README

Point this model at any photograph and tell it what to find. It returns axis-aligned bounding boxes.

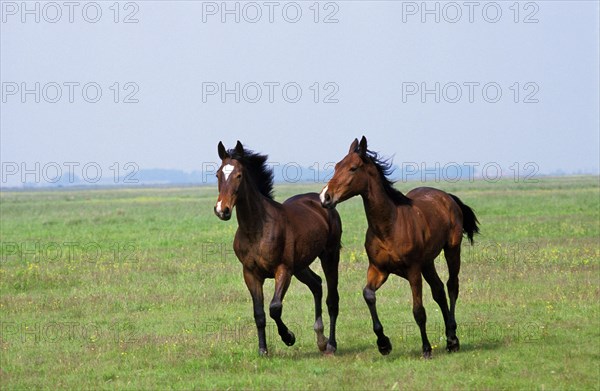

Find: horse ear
[234,140,244,156]
[349,138,359,154]
[357,136,368,156]
[218,141,228,160]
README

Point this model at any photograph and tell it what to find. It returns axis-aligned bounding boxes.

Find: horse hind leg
[319,247,340,355]
[443,245,461,352]
[294,267,328,352]
[422,262,457,353]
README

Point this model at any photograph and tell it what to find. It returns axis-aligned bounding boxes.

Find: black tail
[449,194,480,245]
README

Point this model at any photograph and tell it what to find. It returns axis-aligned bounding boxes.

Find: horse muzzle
[319,186,338,209]
[214,205,232,221]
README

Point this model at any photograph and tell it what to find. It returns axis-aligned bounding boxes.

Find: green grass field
[1,176,599,390]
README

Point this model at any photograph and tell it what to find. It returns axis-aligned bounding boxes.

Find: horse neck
[360,173,398,238]
[235,177,272,234]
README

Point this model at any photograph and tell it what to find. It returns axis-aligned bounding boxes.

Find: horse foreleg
[363,263,391,355]
[243,268,267,355]
[270,265,295,347]
[408,266,432,359]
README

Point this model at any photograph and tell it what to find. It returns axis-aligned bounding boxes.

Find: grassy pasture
[0,176,599,390]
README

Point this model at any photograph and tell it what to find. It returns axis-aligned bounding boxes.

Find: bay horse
[320,136,479,358]
[214,141,342,356]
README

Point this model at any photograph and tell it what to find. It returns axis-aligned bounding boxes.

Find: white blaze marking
[319,185,329,203]
[223,164,234,181]
[216,200,222,213]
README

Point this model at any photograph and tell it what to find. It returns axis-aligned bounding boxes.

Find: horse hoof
[377,336,392,355]
[317,335,328,352]
[283,331,296,346]
[324,344,336,356]
[446,337,460,352]
[422,350,432,359]
[259,348,268,357]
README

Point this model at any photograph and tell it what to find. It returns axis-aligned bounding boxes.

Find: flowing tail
[449,194,480,245]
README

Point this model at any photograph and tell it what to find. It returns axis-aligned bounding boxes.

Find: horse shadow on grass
[275,338,505,360]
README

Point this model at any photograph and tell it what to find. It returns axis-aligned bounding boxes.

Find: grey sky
[1,1,599,186]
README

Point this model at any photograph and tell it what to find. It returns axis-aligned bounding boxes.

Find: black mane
[364,150,412,205]
[228,148,274,199]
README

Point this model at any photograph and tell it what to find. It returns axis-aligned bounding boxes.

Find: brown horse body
[215,141,341,356]
[321,136,479,358]
[362,186,464,276]
[234,193,339,277]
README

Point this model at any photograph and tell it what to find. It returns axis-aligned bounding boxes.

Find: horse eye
[350,166,358,172]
